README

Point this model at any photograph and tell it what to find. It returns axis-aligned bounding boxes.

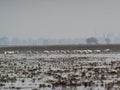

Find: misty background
[0,0,120,45]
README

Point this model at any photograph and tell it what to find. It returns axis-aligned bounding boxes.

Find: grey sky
[0,0,120,39]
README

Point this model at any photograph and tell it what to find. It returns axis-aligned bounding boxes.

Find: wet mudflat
[0,49,120,90]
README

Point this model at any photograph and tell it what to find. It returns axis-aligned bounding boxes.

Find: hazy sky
[0,0,120,39]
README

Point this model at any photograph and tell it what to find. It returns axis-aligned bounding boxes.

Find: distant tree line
[0,37,9,45]
[0,37,112,45]
[86,37,111,44]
